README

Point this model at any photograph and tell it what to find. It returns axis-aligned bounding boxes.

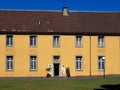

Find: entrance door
[54,64,59,76]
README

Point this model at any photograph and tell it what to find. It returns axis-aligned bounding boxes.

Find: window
[6,56,14,70]
[30,35,37,47]
[30,56,37,70]
[75,35,83,47]
[98,56,105,70]
[98,36,105,47]
[53,35,60,47]
[6,35,13,46]
[76,56,83,70]
[53,56,60,61]
[36,21,41,25]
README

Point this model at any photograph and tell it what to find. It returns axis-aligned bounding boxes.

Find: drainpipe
[103,57,106,78]
[90,33,92,76]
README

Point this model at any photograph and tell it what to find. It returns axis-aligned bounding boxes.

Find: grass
[0,77,120,90]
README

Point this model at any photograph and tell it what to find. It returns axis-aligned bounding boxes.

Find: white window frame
[75,56,83,70]
[6,56,14,71]
[53,35,60,47]
[98,36,105,48]
[30,56,37,71]
[6,35,14,47]
[98,56,105,71]
[75,35,83,47]
[30,35,37,47]
[53,56,60,61]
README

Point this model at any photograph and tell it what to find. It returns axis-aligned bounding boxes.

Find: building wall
[0,34,120,77]
[91,36,120,76]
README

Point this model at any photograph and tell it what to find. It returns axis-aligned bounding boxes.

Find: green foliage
[46,67,51,71]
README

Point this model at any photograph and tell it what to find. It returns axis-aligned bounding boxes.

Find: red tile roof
[0,10,120,34]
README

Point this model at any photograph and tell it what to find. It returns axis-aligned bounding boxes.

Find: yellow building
[0,7,120,77]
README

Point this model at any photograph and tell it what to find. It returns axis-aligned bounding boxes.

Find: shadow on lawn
[94,84,120,90]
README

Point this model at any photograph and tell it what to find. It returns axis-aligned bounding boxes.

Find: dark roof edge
[0,9,120,13]
[0,31,120,36]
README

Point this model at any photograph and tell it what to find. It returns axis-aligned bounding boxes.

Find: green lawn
[0,77,120,90]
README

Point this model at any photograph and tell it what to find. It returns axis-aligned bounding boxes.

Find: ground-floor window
[6,56,14,70]
[76,56,83,70]
[98,56,105,70]
[30,56,37,70]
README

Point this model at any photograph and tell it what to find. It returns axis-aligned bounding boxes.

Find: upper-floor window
[98,36,105,48]
[6,35,13,46]
[6,56,14,71]
[53,35,60,47]
[30,35,37,47]
[75,35,83,47]
[76,56,83,70]
[98,56,105,70]
[30,56,37,70]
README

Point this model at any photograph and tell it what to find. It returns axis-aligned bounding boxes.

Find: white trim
[53,55,60,62]
[30,56,37,71]
[98,36,105,48]
[53,35,60,47]
[30,35,38,47]
[6,56,14,71]
[75,35,83,47]
[75,56,83,71]
[6,35,14,47]
[98,56,105,71]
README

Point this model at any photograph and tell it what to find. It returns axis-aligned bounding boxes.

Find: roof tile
[0,10,120,34]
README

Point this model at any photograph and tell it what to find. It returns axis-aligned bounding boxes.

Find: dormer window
[36,21,41,25]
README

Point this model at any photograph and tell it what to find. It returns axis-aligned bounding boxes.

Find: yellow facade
[0,34,120,77]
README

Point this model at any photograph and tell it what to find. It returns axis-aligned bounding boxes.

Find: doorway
[54,63,60,76]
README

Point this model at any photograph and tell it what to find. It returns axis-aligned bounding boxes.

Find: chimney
[62,7,69,16]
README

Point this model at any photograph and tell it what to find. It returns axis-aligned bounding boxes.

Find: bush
[46,67,51,71]
[46,73,51,78]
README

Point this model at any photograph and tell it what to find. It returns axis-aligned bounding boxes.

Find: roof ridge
[0,9,61,12]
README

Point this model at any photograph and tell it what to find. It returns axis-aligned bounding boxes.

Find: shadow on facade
[94,84,120,90]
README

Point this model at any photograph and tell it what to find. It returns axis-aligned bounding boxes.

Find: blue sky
[0,0,120,11]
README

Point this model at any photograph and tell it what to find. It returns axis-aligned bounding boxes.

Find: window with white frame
[98,36,105,47]
[6,35,13,46]
[75,35,83,47]
[53,56,60,61]
[98,56,105,70]
[30,56,37,70]
[53,35,60,47]
[30,35,37,47]
[6,56,14,70]
[76,56,83,70]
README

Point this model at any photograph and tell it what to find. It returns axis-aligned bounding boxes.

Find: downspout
[90,33,92,76]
